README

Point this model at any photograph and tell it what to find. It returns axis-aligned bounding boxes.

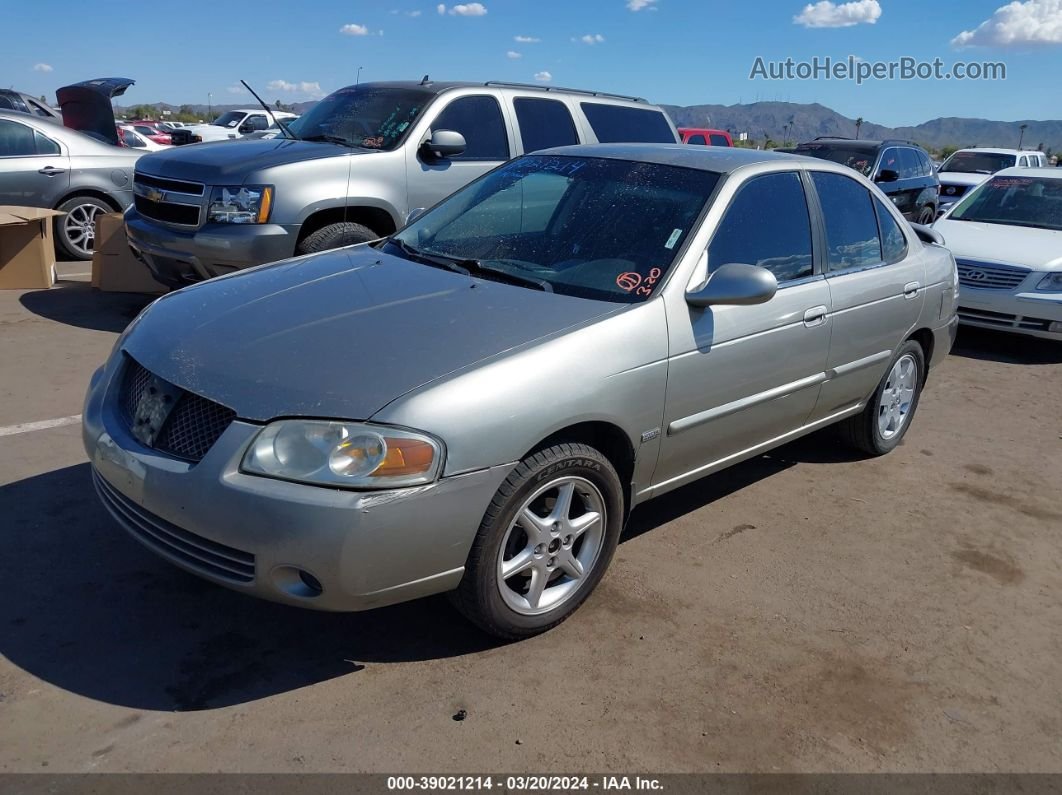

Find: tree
[939,144,960,160]
[39,95,47,104]
[855,117,864,140]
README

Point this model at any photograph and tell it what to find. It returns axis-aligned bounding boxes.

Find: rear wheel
[916,205,936,225]
[840,340,925,456]
[295,221,379,255]
[451,443,624,639]
[55,196,115,260]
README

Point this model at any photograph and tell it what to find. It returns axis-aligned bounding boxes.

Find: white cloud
[339,23,370,35]
[507,50,523,59]
[577,33,606,44]
[627,0,658,10]
[793,0,881,28]
[32,63,53,72]
[267,80,324,98]
[514,35,540,43]
[534,71,552,82]
[407,9,422,16]
[438,2,487,15]
[226,83,245,95]
[952,0,1062,47]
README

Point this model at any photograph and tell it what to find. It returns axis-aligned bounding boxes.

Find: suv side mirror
[422,129,466,159]
[685,263,778,308]
[876,169,900,183]
[239,123,253,134]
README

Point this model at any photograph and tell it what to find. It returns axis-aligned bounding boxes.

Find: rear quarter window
[709,134,731,147]
[580,103,675,144]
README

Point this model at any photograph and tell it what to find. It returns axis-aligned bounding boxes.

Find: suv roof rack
[813,136,854,141]
[483,81,646,103]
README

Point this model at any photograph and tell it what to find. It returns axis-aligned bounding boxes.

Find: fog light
[271,565,324,598]
[1049,321,1062,333]
[298,570,323,595]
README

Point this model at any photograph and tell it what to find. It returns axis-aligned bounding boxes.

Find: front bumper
[958,287,1062,340]
[125,209,300,288]
[82,357,512,612]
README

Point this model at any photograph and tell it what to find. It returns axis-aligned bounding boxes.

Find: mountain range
[118,100,1061,154]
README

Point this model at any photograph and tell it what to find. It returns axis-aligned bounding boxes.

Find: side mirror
[685,263,778,308]
[876,169,900,183]
[422,129,466,159]
[238,124,253,134]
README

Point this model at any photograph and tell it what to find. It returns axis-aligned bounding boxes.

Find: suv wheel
[840,340,925,456]
[55,196,114,260]
[295,221,379,255]
[450,443,624,639]
[916,206,936,225]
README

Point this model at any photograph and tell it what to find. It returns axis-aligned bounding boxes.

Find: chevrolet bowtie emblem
[146,188,165,203]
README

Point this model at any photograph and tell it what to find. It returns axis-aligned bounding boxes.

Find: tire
[840,340,925,456]
[916,205,936,225]
[295,221,378,255]
[451,443,624,639]
[55,195,115,261]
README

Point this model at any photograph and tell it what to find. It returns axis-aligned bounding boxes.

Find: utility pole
[207,92,213,121]
[1018,123,1028,150]
[356,66,363,86]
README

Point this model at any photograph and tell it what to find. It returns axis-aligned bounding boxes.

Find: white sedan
[934,167,1062,340]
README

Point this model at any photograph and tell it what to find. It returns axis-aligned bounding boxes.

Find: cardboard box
[91,213,167,295]
[0,206,63,290]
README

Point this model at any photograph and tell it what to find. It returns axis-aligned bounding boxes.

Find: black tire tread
[295,221,378,255]
[840,339,925,456]
[451,442,621,640]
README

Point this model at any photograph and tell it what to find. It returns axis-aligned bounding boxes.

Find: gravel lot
[1,267,1060,773]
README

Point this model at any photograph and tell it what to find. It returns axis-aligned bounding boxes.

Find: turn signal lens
[373,438,437,477]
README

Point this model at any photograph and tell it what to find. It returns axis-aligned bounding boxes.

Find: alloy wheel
[63,203,105,257]
[877,353,918,440]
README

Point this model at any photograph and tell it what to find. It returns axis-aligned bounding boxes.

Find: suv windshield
[388,155,719,303]
[292,85,433,150]
[940,152,1016,175]
[792,144,876,176]
[211,111,245,128]
[950,175,1062,231]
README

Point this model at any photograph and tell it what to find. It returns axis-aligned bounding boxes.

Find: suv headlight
[242,420,443,489]
[207,185,273,224]
[1036,273,1062,292]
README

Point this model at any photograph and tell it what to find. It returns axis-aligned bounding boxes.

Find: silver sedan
[84,145,958,638]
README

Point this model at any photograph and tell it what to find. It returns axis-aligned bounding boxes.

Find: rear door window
[580,103,675,143]
[810,171,883,272]
[0,120,38,156]
[709,134,731,146]
[685,134,707,145]
[898,148,922,179]
[432,95,510,161]
[513,98,578,153]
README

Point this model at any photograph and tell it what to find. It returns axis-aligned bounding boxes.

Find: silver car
[0,110,141,259]
[83,145,958,638]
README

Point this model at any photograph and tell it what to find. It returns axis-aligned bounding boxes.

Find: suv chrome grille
[956,260,1030,291]
[118,357,236,462]
[133,172,205,197]
[133,172,204,227]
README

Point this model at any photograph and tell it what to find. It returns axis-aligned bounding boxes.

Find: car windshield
[949,175,1062,231]
[386,155,719,303]
[940,152,1016,174]
[291,85,432,149]
[211,111,245,128]
[791,144,875,176]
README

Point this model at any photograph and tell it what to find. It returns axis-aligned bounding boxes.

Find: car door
[653,170,832,492]
[807,170,926,420]
[405,94,513,215]
[0,119,69,207]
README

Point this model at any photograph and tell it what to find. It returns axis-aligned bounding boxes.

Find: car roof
[951,148,1045,156]
[993,166,1062,178]
[336,80,650,104]
[534,143,816,173]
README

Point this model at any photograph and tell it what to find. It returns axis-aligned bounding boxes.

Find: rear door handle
[903,281,921,299]
[38,166,66,176]
[803,305,827,327]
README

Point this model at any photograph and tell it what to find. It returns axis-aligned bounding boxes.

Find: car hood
[937,172,991,188]
[57,77,134,147]
[933,219,1062,270]
[134,138,351,182]
[123,247,621,422]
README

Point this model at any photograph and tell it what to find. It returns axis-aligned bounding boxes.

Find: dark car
[0,89,61,120]
[788,138,939,224]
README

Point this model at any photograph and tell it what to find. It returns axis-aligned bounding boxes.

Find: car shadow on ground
[18,282,153,334]
[2,431,857,712]
[951,325,1062,365]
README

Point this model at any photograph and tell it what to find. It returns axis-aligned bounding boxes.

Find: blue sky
[3,0,1061,127]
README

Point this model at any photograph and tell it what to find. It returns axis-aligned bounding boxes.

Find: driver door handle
[38,166,66,177]
[803,305,828,327]
[904,281,921,299]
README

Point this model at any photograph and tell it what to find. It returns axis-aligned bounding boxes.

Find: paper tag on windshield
[665,229,683,250]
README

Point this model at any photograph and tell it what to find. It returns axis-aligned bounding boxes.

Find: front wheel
[840,340,925,456]
[295,221,379,255]
[451,443,624,639]
[55,196,114,260]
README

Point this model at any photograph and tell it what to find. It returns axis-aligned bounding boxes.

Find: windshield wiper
[388,240,552,291]
[301,134,356,147]
[390,238,471,275]
[466,260,554,292]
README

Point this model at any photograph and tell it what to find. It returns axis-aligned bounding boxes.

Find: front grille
[134,172,204,197]
[170,129,194,145]
[119,357,236,462]
[958,307,1052,332]
[134,195,200,226]
[956,260,1030,291]
[93,468,255,583]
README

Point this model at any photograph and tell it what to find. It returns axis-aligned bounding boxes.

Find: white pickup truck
[170,109,298,145]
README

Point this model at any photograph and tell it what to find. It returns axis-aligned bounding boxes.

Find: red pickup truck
[678,127,733,147]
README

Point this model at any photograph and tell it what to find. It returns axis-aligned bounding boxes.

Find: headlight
[242,420,443,489]
[1036,273,1062,292]
[206,185,273,224]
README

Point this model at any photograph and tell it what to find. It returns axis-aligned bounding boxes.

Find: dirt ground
[1,267,1060,773]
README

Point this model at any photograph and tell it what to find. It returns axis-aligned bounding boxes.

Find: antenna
[355,66,363,86]
[240,79,296,140]
[420,74,432,86]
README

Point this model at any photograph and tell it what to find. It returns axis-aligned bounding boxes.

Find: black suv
[788,138,940,224]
